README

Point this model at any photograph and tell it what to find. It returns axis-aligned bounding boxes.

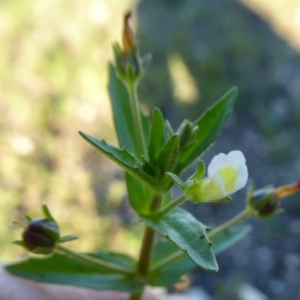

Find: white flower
[186,150,248,202]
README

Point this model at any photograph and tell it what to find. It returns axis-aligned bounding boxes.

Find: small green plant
[6,12,300,300]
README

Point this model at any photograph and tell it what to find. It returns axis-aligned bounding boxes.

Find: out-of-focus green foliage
[0,0,141,260]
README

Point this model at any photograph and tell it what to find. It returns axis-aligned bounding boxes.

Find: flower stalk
[55,244,134,276]
[157,194,187,215]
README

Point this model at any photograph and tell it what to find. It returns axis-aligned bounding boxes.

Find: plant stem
[157,194,186,215]
[136,226,155,277]
[130,195,162,300]
[207,207,251,240]
[55,244,133,276]
[128,81,148,160]
[150,207,252,273]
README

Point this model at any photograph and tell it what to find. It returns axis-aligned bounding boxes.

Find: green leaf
[58,235,78,243]
[125,173,153,214]
[79,132,161,192]
[161,190,172,207]
[13,240,26,247]
[141,111,151,146]
[165,120,174,139]
[25,215,33,222]
[6,251,143,293]
[149,225,251,287]
[176,87,237,173]
[165,172,184,189]
[42,205,55,222]
[155,135,179,180]
[148,108,165,164]
[141,53,152,72]
[212,225,252,255]
[149,225,252,287]
[149,240,196,287]
[108,64,140,156]
[140,208,218,272]
[189,161,206,181]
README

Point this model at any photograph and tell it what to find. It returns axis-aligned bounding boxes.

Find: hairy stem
[55,244,133,276]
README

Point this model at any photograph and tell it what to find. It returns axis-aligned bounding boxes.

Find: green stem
[128,82,148,159]
[136,226,155,278]
[55,244,133,276]
[150,207,252,273]
[157,194,186,215]
[130,195,162,300]
[208,207,251,240]
[130,291,143,300]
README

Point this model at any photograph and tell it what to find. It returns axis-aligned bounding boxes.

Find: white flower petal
[207,150,248,197]
[207,152,227,178]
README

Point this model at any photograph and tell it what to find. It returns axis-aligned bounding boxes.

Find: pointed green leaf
[165,120,174,139]
[108,64,140,156]
[149,225,252,287]
[141,53,152,72]
[156,135,179,178]
[25,215,33,222]
[140,208,218,272]
[141,110,151,146]
[13,240,26,247]
[58,235,78,243]
[165,173,184,189]
[148,108,165,163]
[5,251,143,293]
[79,132,161,192]
[125,173,153,214]
[189,161,206,181]
[42,205,55,222]
[176,87,237,173]
[212,225,252,255]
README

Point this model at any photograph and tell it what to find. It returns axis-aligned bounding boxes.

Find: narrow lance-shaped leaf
[155,135,179,178]
[148,108,165,164]
[108,64,140,156]
[176,87,237,173]
[79,132,161,192]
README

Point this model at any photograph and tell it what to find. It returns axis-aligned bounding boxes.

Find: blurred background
[0,0,300,299]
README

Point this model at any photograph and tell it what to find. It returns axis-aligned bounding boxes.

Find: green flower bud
[22,219,60,255]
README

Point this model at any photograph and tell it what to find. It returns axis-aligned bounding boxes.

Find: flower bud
[113,12,152,85]
[122,11,134,53]
[22,219,60,255]
[249,188,278,218]
[249,181,300,218]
